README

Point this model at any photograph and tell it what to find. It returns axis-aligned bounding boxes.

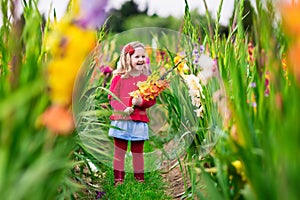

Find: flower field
[1,0,300,199]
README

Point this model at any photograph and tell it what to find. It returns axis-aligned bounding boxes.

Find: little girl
[108,41,156,185]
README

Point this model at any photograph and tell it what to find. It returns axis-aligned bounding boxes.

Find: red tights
[113,138,144,183]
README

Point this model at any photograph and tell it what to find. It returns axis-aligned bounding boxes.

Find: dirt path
[160,158,191,199]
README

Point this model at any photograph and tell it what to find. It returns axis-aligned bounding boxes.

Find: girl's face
[130,47,146,72]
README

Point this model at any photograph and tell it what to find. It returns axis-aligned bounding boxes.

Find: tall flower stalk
[41,0,108,134]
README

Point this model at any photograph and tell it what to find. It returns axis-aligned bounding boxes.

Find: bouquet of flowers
[129,57,185,100]
[129,75,170,100]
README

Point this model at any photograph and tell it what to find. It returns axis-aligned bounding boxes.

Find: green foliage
[182,0,300,199]
[107,0,147,33]
[229,0,255,36]
[123,15,182,31]
[0,1,79,199]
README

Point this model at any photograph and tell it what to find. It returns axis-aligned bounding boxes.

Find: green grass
[97,165,171,200]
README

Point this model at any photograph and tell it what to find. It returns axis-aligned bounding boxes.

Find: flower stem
[159,57,186,80]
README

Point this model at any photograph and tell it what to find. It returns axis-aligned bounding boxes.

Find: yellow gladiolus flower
[174,55,188,75]
[41,0,109,135]
[231,160,246,181]
[46,22,96,106]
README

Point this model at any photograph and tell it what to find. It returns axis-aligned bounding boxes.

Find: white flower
[183,74,206,118]
[191,97,201,107]
[194,106,204,118]
[184,74,202,92]
[198,70,213,85]
[183,74,206,98]
[199,54,214,69]
[189,89,201,98]
[197,54,216,85]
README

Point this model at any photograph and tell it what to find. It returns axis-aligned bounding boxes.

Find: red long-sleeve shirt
[108,74,156,122]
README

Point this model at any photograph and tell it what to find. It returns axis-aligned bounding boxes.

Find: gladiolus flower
[174,55,188,74]
[75,0,108,29]
[194,106,204,118]
[46,23,96,105]
[231,160,246,181]
[280,2,300,36]
[183,74,205,118]
[264,71,270,97]
[145,45,152,57]
[287,40,300,84]
[99,65,113,75]
[40,105,75,135]
[129,75,169,101]
[280,2,300,85]
[41,0,108,134]
[197,54,216,85]
[247,42,255,63]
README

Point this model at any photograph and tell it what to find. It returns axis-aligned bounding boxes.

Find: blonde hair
[113,41,150,78]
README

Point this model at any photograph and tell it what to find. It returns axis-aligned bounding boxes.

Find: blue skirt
[108,120,149,141]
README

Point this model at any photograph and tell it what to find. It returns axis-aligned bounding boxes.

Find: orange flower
[130,77,169,101]
[282,55,287,72]
[287,39,300,84]
[280,2,300,36]
[145,45,152,57]
[40,105,75,135]
[247,42,255,63]
[280,2,300,85]
[156,50,167,63]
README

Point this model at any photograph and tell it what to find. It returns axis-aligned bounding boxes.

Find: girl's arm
[108,75,126,110]
[140,98,156,108]
[132,96,156,108]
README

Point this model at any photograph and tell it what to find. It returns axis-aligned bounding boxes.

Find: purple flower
[198,37,201,44]
[192,49,199,56]
[96,191,106,199]
[76,0,108,29]
[250,82,256,88]
[193,59,199,65]
[199,45,205,53]
[192,44,200,66]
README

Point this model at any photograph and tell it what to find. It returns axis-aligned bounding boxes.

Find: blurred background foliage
[105,0,254,37]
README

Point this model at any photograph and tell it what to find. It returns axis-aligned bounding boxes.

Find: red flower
[125,45,135,55]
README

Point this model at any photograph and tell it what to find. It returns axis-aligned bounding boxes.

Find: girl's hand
[132,96,143,106]
[123,107,134,115]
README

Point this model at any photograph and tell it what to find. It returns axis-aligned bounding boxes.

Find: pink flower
[99,65,113,75]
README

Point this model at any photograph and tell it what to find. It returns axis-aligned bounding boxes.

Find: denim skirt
[108,120,149,141]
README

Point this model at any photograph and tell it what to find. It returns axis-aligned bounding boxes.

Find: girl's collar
[128,71,141,77]
[121,73,143,79]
